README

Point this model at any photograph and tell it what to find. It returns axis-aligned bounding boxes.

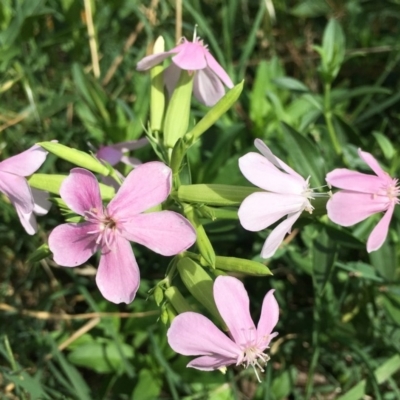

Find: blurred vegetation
[1,0,400,399]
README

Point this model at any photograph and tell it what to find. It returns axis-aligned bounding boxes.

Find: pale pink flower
[326,149,399,252]
[136,34,234,106]
[48,162,196,304]
[238,139,314,258]
[167,276,279,381]
[0,145,51,234]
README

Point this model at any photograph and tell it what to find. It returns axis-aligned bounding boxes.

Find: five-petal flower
[137,34,234,106]
[0,145,51,234]
[48,162,196,304]
[167,275,279,380]
[238,139,314,258]
[326,149,399,252]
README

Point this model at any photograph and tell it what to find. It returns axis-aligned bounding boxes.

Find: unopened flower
[0,145,51,234]
[326,149,399,252]
[167,276,279,381]
[48,162,196,304]
[238,139,314,258]
[136,32,234,106]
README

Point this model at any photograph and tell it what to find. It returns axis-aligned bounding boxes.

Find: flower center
[386,178,400,203]
[84,207,118,249]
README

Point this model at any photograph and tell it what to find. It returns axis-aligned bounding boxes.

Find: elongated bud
[28,173,115,199]
[150,36,166,132]
[177,184,262,206]
[165,286,193,314]
[38,142,110,176]
[163,70,193,149]
[201,256,272,276]
[186,80,244,143]
[177,257,225,327]
[184,204,215,268]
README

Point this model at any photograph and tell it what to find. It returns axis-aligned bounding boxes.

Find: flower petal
[60,168,102,216]
[0,145,47,176]
[367,203,395,252]
[164,62,181,98]
[204,51,234,88]
[171,41,207,70]
[187,355,235,371]
[32,188,51,215]
[108,162,172,218]
[0,171,33,214]
[193,68,226,107]
[121,211,196,256]
[358,149,387,179]
[96,236,140,304]
[261,210,302,258]
[167,312,241,360]
[257,289,279,347]
[15,208,37,235]
[327,191,388,226]
[213,276,256,347]
[97,146,122,166]
[48,222,99,267]
[239,152,305,194]
[254,139,304,180]
[326,169,384,193]
[136,50,176,70]
[238,192,306,231]
[111,138,148,152]
[120,155,141,168]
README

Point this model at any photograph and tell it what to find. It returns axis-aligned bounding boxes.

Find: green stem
[324,82,341,155]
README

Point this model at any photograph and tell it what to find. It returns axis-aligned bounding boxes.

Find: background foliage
[1,0,400,399]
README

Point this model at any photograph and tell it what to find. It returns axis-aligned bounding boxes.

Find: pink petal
[121,211,196,256]
[193,68,226,107]
[0,171,33,214]
[164,62,182,98]
[187,355,235,371]
[358,149,387,179]
[254,139,304,180]
[327,191,388,226]
[239,152,305,194]
[15,208,37,235]
[108,162,172,218]
[204,51,234,88]
[111,138,148,152]
[32,188,51,215]
[96,235,140,304]
[120,155,141,167]
[326,169,385,193]
[171,41,207,70]
[136,50,176,70]
[367,203,395,252]
[60,168,103,216]
[261,210,302,258]
[0,145,47,176]
[97,146,122,166]
[48,222,99,267]
[167,312,241,360]
[257,289,279,347]
[238,192,306,231]
[213,276,256,347]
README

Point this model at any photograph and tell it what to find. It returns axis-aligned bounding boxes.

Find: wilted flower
[136,32,234,106]
[238,139,314,258]
[0,145,50,234]
[167,276,279,381]
[48,162,196,304]
[326,149,399,252]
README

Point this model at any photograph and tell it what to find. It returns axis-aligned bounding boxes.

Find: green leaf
[335,262,383,282]
[68,340,134,374]
[372,131,395,160]
[273,77,309,92]
[131,369,162,400]
[281,122,325,186]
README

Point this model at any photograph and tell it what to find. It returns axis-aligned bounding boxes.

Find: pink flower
[0,145,51,234]
[95,138,148,168]
[326,149,399,252]
[48,162,196,304]
[238,139,314,258]
[167,276,279,381]
[136,34,234,107]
